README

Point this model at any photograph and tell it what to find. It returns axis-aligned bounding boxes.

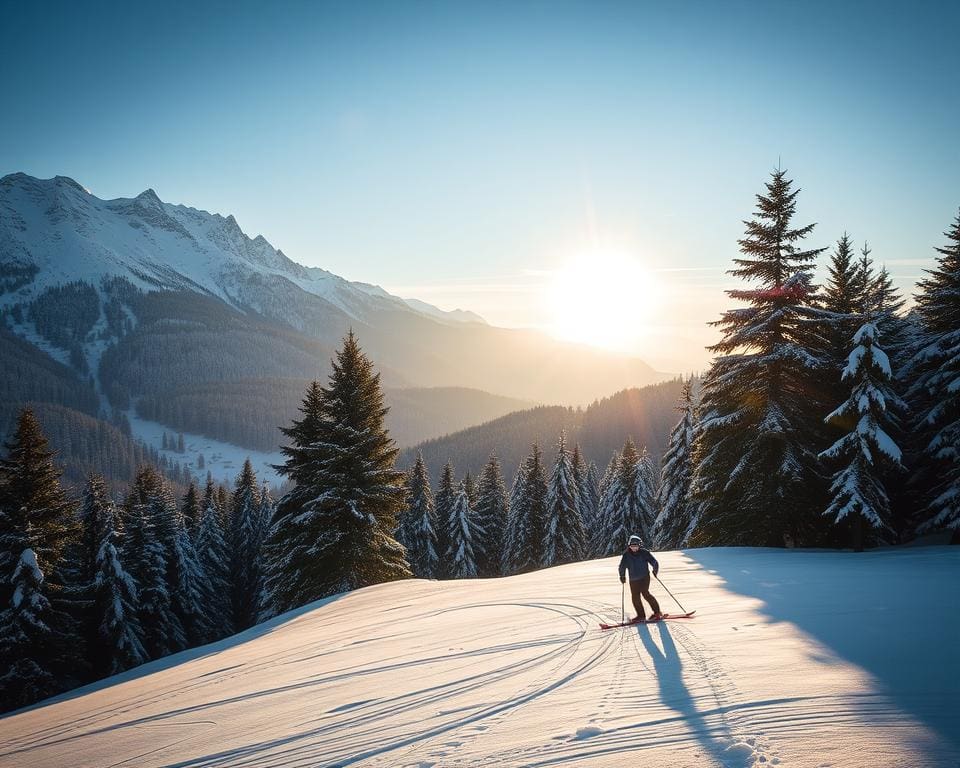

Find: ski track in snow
[0,550,957,768]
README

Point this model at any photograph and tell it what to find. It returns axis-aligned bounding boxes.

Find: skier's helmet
[628,535,643,547]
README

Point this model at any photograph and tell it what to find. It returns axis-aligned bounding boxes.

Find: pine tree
[474,453,508,577]
[123,467,185,659]
[820,235,868,414]
[0,409,79,603]
[230,459,263,631]
[434,461,457,579]
[88,483,147,676]
[170,512,212,645]
[257,482,275,550]
[194,475,231,634]
[543,431,585,566]
[691,168,829,547]
[216,484,231,529]
[590,452,620,556]
[653,378,698,549]
[503,460,528,572]
[909,210,960,533]
[144,470,205,648]
[75,475,144,677]
[505,444,548,574]
[402,452,438,579]
[262,332,410,615]
[637,447,658,535]
[0,549,65,711]
[464,472,478,509]
[571,446,598,545]
[180,482,201,537]
[595,439,650,555]
[0,409,83,707]
[819,317,905,549]
[447,483,478,579]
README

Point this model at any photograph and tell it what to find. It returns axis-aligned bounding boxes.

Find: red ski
[599,611,696,630]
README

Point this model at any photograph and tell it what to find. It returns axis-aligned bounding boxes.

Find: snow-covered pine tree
[123,467,186,659]
[505,444,548,574]
[194,475,231,634]
[819,316,905,549]
[502,460,528,572]
[691,168,829,547]
[230,459,263,631]
[216,484,231,530]
[571,446,597,543]
[543,431,585,567]
[0,409,83,706]
[89,486,147,676]
[595,439,650,555]
[447,483,478,579]
[262,332,410,615]
[909,210,960,533]
[589,451,621,556]
[464,472,478,509]
[180,482,201,537]
[170,509,213,645]
[637,447,658,536]
[474,453,508,577]
[74,474,142,677]
[433,461,457,579]
[820,234,868,407]
[403,452,439,579]
[0,409,79,605]
[653,378,697,549]
[143,470,208,648]
[0,549,68,711]
[860,251,912,537]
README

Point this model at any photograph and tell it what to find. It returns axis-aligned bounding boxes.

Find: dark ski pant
[628,575,660,619]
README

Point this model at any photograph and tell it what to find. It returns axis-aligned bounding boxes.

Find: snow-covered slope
[1,547,956,767]
[0,172,468,325]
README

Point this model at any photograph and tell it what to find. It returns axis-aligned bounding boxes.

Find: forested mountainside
[0,173,666,488]
[0,173,664,407]
[399,379,686,483]
[138,380,533,452]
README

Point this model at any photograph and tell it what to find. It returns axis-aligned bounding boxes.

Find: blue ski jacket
[618,548,659,582]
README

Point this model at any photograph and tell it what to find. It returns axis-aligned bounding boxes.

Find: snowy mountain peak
[53,175,88,194]
[135,188,162,205]
[0,173,484,327]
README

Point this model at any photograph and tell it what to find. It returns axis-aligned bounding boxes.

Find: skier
[618,534,662,621]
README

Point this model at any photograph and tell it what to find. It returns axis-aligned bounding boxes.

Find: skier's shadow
[636,623,734,764]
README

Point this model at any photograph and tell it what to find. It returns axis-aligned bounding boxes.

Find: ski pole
[654,573,689,614]
[621,582,625,624]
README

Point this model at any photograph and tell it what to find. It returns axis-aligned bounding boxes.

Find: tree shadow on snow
[687,546,960,754]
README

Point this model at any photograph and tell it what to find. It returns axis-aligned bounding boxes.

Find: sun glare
[546,249,660,353]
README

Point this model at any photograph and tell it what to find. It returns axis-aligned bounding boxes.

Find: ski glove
[619,576,626,584]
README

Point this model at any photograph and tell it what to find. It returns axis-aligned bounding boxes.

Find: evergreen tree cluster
[396,429,665,579]
[650,170,960,549]
[0,408,275,714]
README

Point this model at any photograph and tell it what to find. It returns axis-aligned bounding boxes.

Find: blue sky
[2,0,958,370]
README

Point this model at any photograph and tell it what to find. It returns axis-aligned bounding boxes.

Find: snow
[126,410,282,488]
[1,546,957,767]
[0,173,459,325]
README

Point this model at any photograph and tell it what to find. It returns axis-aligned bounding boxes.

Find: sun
[546,249,660,353]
